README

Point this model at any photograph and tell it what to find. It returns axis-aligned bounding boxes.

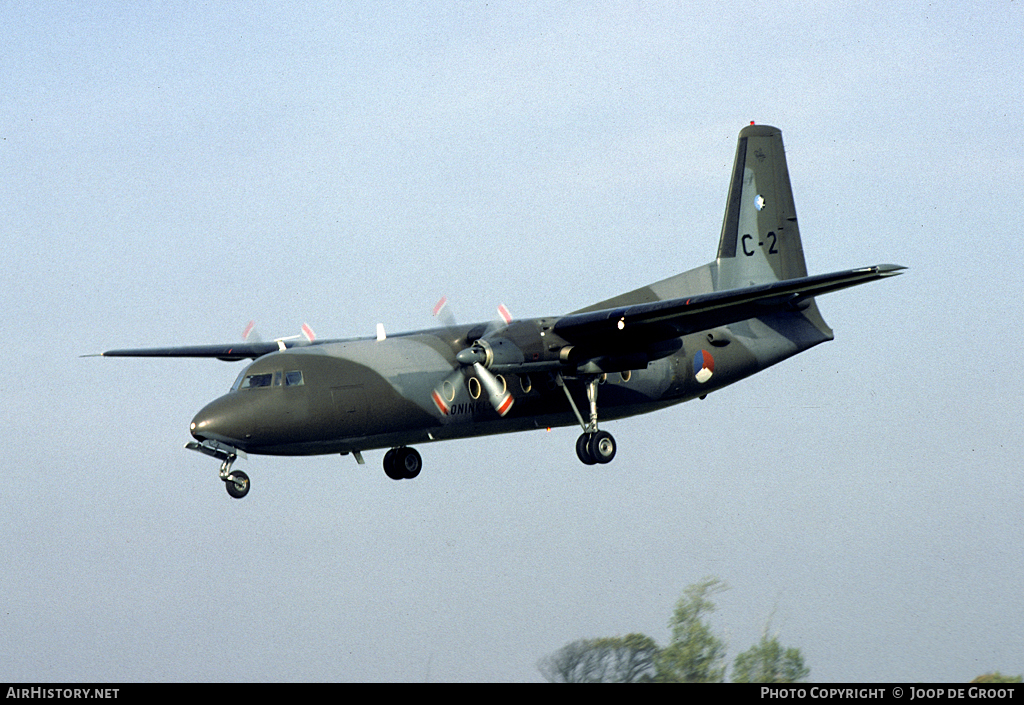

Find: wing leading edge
[93,340,308,361]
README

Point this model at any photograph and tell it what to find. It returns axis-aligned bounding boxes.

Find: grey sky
[1,1,1021,682]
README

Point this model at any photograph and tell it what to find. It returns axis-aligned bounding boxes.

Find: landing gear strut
[383,446,422,480]
[560,375,617,465]
[186,440,251,499]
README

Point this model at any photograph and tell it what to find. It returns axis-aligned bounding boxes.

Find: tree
[655,576,729,682]
[538,633,660,683]
[537,577,812,683]
[732,630,809,683]
[970,672,1022,683]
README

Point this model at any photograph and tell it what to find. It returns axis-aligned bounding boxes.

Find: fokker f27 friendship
[95,125,904,499]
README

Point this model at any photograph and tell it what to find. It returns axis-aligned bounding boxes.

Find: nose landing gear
[186,440,251,499]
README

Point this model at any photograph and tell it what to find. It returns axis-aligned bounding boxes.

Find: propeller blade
[243,321,315,344]
[432,297,508,331]
[476,303,513,339]
[496,303,512,325]
[473,362,514,417]
[242,320,262,343]
[432,296,457,327]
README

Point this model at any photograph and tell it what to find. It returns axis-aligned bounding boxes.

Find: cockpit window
[230,368,303,392]
[239,372,274,389]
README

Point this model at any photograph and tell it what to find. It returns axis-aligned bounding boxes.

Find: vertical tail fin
[716,125,808,290]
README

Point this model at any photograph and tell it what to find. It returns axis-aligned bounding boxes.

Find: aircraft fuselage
[189,308,822,458]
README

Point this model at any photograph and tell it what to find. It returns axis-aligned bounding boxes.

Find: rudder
[716,124,808,290]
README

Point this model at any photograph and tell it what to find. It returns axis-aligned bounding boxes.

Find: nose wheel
[186,440,252,499]
[224,469,250,499]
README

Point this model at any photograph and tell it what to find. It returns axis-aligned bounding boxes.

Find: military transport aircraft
[94,124,904,499]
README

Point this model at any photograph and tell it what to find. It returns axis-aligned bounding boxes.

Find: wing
[92,341,301,362]
[552,264,905,350]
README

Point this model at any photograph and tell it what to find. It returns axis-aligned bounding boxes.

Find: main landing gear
[383,446,422,480]
[576,429,616,465]
[186,440,251,499]
[560,375,617,465]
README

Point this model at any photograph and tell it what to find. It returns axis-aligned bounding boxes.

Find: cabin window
[285,370,304,387]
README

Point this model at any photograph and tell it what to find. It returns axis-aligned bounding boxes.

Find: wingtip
[876,264,907,277]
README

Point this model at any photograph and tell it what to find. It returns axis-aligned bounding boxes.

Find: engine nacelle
[475,337,525,368]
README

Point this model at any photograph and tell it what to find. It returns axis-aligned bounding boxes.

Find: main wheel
[384,447,422,480]
[588,430,616,464]
[576,433,597,465]
[383,449,403,480]
[225,470,250,499]
[396,447,422,479]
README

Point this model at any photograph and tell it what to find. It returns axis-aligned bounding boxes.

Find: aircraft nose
[190,395,247,446]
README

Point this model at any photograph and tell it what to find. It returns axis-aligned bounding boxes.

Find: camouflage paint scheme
[98,125,904,494]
